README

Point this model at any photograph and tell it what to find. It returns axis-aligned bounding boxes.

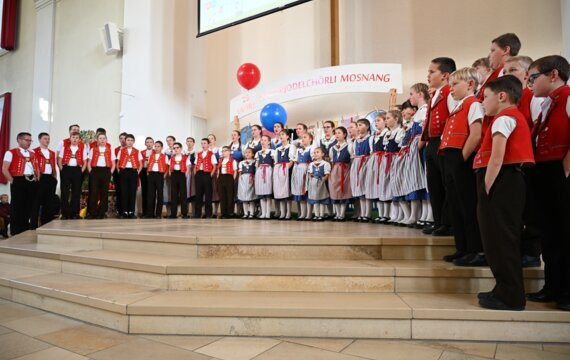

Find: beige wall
[51,0,124,146]
[0,0,36,145]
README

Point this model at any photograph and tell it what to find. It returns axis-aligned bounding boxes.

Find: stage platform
[0,219,567,343]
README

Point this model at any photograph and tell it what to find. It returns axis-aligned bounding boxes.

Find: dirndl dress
[328,143,352,203]
[307,161,331,205]
[237,160,256,202]
[349,135,371,198]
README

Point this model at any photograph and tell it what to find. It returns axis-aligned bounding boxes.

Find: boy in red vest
[56,124,80,159]
[140,137,154,217]
[217,146,238,219]
[478,33,522,135]
[87,133,116,219]
[474,75,534,311]
[31,132,58,227]
[439,68,485,266]
[526,55,570,311]
[116,134,142,219]
[2,132,39,235]
[503,55,545,269]
[168,142,190,218]
[58,132,87,220]
[420,57,457,237]
[113,132,127,216]
[145,140,167,218]
[194,138,218,218]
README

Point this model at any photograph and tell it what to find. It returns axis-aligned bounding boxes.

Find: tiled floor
[0,298,569,360]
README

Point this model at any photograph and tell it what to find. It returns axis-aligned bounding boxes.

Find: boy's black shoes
[526,288,558,303]
[443,251,466,263]
[422,223,435,234]
[432,225,452,236]
[453,253,487,267]
[479,293,525,311]
[557,296,570,311]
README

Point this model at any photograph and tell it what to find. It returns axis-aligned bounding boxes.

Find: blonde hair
[472,57,490,69]
[449,67,482,89]
[388,110,403,125]
[505,55,533,72]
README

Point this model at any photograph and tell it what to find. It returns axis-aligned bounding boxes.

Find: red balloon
[237,63,261,90]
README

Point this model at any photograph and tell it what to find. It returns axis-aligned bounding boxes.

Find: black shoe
[453,253,487,267]
[422,224,435,235]
[443,251,467,263]
[432,225,452,236]
[556,296,570,311]
[414,221,425,229]
[181,215,190,219]
[478,291,493,300]
[168,216,177,219]
[479,293,525,311]
[521,255,541,268]
[526,288,558,303]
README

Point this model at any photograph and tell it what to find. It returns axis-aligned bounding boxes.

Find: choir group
[3,33,570,312]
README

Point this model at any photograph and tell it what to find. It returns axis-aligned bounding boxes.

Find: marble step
[0,266,567,342]
[36,219,456,260]
[0,240,544,294]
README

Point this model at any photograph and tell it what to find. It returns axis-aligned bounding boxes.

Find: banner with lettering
[229,63,402,122]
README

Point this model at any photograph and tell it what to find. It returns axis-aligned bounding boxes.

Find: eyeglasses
[528,71,551,85]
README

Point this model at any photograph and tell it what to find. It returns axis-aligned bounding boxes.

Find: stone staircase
[0,219,567,343]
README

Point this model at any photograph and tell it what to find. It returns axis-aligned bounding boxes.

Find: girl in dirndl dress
[383,110,406,224]
[350,119,372,222]
[271,122,284,149]
[242,125,263,155]
[363,113,390,223]
[273,130,295,220]
[405,83,432,228]
[291,133,314,220]
[238,148,256,219]
[328,126,353,221]
[307,147,331,221]
[254,135,274,219]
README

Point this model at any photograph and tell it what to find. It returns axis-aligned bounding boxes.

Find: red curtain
[0,93,11,184]
[1,0,17,50]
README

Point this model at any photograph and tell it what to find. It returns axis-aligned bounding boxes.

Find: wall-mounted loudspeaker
[100,22,122,55]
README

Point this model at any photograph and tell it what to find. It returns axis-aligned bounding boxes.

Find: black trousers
[442,149,482,253]
[60,166,83,218]
[119,168,138,215]
[89,167,111,217]
[10,176,38,236]
[532,161,570,296]
[521,167,542,257]
[477,166,526,307]
[146,172,164,217]
[140,168,148,216]
[113,169,122,214]
[194,171,213,218]
[170,171,188,217]
[425,137,450,227]
[218,174,235,216]
[31,174,57,228]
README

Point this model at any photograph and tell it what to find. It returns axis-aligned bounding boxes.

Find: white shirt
[88,146,116,167]
[171,154,188,171]
[329,142,354,161]
[492,116,517,138]
[58,145,88,167]
[116,148,143,169]
[239,159,255,172]
[432,85,458,113]
[197,150,217,171]
[56,140,65,156]
[453,96,485,125]
[150,153,163,172]
[219,158,238,175]
[37,148,53,174]
[412,104,428,127]
[3,148,35,175]
[308,161,331,175]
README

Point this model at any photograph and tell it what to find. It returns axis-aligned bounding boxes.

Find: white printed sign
[229,63,403,122]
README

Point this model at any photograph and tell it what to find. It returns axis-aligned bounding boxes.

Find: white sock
[426,201,434,222]
[265,199,272,218]
[390,202,398,221]
[420,200,428,222]
[273,199,280,217]
[321,204,327,217]
[409,200,420,223]
[260,199,266,217]
[334,204,340,218]
[286,200,291,218]
[299,201,306,219]
[279,201,286,218]
[307,203,313,219]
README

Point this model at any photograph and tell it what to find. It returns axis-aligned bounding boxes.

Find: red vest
[89,141,97,149]
[147,153,167,173]
[142,149,152,168]
[169,154,188,173]
[90,143,113,168]
[61,142,85,167]
[33,147,56,174]
[518,87,534,130]
[114,146,122,157]
[473,107,535,169]
[8,148,39,177]
[422,84,451,140]
[478,65,504,136]
[532,85,570,162]
[218,158,236,175]
[63,138,71,147]
[195,151,214,172]
[440,97,481,150]
[118,148,141,169]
